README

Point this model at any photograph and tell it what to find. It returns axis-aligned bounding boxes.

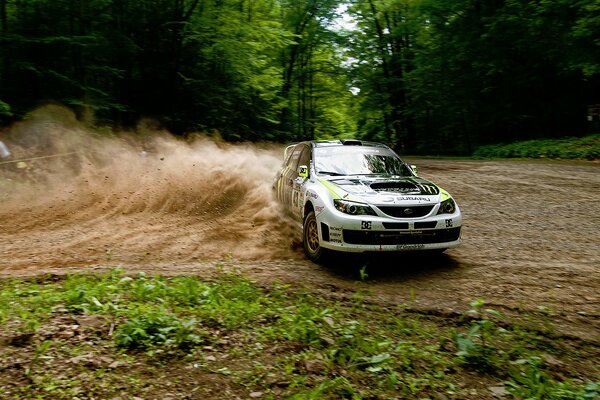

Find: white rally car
[274,139,462,262]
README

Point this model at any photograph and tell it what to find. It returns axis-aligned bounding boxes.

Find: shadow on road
[320,251,461,282]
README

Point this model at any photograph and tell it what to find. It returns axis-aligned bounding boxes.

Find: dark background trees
[0,0,598,153]
[346,0,600,154]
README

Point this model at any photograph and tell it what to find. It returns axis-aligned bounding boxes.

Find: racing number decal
[361,221,372,230]
[445,219,453,228]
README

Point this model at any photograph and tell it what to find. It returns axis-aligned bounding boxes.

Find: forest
[1,0,599,154]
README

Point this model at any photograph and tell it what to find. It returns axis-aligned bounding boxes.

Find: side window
[298,146,310,171]
[287,146,303,169]
[282,145,295,166]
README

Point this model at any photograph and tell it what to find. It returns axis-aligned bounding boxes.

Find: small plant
[114,309,204,350]
[453,298,503,371]
[506,356,600,400]
[280,304,333,346]
[359,266,369,281]
[25,340,53,377]
[290,376,358,399]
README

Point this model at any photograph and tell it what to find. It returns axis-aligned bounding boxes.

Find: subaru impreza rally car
[274,139,462,262]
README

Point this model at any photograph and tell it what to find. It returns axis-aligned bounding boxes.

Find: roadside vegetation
[0,269,598,399]
[2,1,600,153]
[473,134,600,160]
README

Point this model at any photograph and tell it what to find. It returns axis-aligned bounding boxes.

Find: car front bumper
[316,208,462,253]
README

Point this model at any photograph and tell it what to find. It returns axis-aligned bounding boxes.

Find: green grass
[0,270,598,399]
[473,134,600,160]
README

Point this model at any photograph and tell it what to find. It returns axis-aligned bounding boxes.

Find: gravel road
[1,128,598,343]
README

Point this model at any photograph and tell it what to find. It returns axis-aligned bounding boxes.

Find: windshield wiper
[317,171,346,176]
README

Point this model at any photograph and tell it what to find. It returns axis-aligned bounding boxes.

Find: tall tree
[346,0,420,149]
[278,0,345,140]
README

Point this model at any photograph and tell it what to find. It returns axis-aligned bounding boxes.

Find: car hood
[320,176,442,205]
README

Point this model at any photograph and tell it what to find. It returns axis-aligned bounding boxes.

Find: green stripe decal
[439,188,450,201]
[318,179,343,199]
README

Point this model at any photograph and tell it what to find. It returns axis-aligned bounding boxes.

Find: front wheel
[303,211,324,262]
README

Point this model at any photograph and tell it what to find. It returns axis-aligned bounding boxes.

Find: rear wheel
[303,211,323,262]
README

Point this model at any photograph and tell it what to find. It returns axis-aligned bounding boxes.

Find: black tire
[303,211,324,262]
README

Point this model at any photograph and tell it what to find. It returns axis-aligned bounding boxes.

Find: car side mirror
[410,165,418,176]
[298,165,309,178]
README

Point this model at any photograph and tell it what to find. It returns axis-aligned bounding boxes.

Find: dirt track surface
[1,114,598,344]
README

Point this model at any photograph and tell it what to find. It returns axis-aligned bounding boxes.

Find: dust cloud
[0,106,301,271]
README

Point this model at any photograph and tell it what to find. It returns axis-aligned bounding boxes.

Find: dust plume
[0,105,301,271]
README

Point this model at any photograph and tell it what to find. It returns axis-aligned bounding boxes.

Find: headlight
[334,199,376,216]
[437,198,456,215]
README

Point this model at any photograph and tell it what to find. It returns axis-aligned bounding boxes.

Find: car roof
[309,139,390,149]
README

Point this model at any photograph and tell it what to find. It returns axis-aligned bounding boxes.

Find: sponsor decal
[308,191,318,199]
[315,206,325,214]
[330,232,342,238]
[330,239,342,243]
[418,184,438,195]
[395,196,432,202]
[445,219,453,228]
[396,244,425,250]
[330,227,342,232]
[361,221,372,230]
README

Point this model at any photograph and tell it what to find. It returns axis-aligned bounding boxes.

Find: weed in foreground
[453,298,505,372]
[506,357,600,400]
[114,309,205,351]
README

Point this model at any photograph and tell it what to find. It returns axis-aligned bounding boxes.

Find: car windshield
[314,146,412,177]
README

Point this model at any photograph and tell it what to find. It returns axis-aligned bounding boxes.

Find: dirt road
[1,113,598,343]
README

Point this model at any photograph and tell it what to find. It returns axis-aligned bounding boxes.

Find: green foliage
[262,297,334,346]
[346,0,600,154]
[506,357,600,400]
[0,100,12,117]
[473,134,600,160]
[0,278,63,332]
[194,274,265,329]
[453,298,505,372]
[114,309,204,350]
[0,272,598,399]
[453,299,600,399]
[358,265,369,281]
[289,376,358,399]
[25,340,53,377]
[0,0,353,140]
[2,0,597,148]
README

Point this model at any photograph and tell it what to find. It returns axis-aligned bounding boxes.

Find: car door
[291,145,310,219]
[277,144,302,208]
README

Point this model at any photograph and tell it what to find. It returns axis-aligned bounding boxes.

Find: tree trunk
[279,0,319,136]
[0,0,7,34]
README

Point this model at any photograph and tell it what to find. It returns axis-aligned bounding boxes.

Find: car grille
[343,227,461,245]
[382,222,409,229]
[414,221,438,229]
[377,205,435,218]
